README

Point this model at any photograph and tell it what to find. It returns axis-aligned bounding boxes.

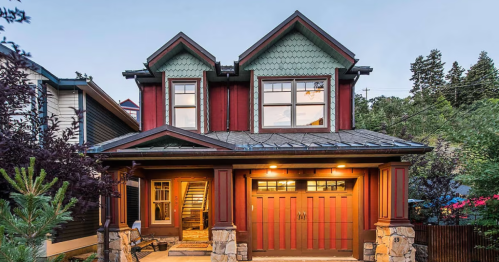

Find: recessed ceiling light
[337,165,346,168]
[269,165,277,169]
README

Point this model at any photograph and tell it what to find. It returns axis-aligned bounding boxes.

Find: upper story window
[262,79,326,129]
[173,82,197,129]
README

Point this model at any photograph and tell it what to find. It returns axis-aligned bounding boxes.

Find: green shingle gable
[244,31,344,133]
[157,52,211,133]
[244,31,344,75]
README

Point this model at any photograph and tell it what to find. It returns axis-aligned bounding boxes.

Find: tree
[426,49,446,98]
[405,138,462,225]
[463,51,499,105]
[445,61,465,107]
[0,1,134,218]
[410,55,425,98]
[0,157,96,262]
[410,50,446,102]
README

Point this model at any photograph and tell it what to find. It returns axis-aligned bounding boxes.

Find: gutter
[94,146,433,158]
[226,73,230,131]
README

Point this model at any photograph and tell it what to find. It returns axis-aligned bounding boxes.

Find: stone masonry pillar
[212,167,237,262]
[97,170,133,262]
[375,163,416,262]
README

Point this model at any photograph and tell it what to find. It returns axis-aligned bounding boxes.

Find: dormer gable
[239,10,355,69]
[147,32,216,73]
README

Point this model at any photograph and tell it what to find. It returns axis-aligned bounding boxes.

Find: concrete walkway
[139,251,210,262]
[140,251,361,262]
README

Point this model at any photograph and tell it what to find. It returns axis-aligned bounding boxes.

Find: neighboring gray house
[0,44,139,259]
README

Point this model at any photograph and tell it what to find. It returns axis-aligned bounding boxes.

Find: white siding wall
[46,84,60,118]
[58,90,80,144]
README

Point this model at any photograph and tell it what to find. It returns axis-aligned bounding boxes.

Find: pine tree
[425,49,446,98]
[0,158,96,262]
[410,55,425,98]
[410,50,446,103]
[463,51,499,104]
[445,61,465,107]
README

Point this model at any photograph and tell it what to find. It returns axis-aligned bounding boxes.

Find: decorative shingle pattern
[244,31,344,133]
[157,52,211,133]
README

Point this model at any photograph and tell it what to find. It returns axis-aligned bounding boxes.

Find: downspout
[134,75,143,131]
[351,71,361,129]
[226,73,230,131]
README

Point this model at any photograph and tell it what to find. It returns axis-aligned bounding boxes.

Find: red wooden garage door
[251,180,354,257]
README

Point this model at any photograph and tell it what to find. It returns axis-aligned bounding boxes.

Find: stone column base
[211,229,237,262]
[97,229,133,262]
[375,225,416,262]
[364,242,377,261]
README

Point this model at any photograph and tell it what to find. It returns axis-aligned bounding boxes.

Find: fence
[414,225,498,262]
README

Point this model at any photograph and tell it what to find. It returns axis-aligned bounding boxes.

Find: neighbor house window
[258,180,296,192]
[307,180,345,191]
[262,79,326,128]
[152,180,172,224]
[173,82,197,129]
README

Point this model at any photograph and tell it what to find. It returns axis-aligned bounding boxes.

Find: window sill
[258,127,330,133]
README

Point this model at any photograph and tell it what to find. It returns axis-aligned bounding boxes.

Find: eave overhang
[94,146,432,160]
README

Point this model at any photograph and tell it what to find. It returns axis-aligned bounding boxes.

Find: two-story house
[0,44,139,261]
[90,11,430,262]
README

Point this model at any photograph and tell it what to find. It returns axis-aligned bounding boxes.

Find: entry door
[300,193,353,257]
[252,193,302,256]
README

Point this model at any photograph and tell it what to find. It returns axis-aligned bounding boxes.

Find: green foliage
[444,99,499,196]
[0,157,95,262]
[444,61,466,107]
[355,94,453,139]
[462,51,499,105]
[409,49,446,103]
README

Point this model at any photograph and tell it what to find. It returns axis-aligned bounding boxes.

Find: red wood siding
[209,82,227,132]
[234,172,247,231]
[229,82,250,131]
[338,79,353,130]
[363,168,379,230]
[141,84,164,131]
[209,81,250,132]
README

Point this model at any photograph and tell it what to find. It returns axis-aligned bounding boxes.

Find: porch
[91,128,430,262]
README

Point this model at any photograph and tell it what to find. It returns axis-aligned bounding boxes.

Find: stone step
[168,244,212,256]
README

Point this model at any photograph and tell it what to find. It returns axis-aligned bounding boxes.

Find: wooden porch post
[212,166,237,262]
[374,162,416,262]
[213,166,236,229]
[98,170,132,262]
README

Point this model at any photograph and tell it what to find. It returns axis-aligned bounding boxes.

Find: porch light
[337,165,346,168]
[269,165,277,169]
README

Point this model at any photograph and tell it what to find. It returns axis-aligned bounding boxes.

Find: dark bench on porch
[130,228,158,261]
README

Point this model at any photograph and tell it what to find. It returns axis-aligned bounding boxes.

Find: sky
[4,0,499,104]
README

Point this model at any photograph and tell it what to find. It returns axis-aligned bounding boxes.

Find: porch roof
[88,125,431,155]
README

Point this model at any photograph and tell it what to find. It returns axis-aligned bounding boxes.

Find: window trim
[151,179,173,225]
[168,78,201,133]
[258,76,331,133]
